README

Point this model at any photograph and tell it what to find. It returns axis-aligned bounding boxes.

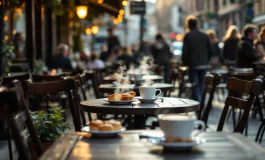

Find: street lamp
[76,6,88,19]
[91,26,99,34]
[98,0,104,3]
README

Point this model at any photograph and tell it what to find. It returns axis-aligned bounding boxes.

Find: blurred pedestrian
[13,32,25,59]
[223,25,241,67]
[151,33,172,83]
[237,24,260,68]
[99,45,109,61]
[207,30,222,68]
[87,51,105,69]
[50,43,72,70]
[117,46,135,68]
[256,27,265,59]
[182,15,213,101]
[107,28,120,54]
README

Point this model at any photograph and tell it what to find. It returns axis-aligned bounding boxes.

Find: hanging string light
[122,0,128,6]
[76,6,88,19]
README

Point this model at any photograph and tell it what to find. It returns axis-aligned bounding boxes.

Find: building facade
[253,0,265,29]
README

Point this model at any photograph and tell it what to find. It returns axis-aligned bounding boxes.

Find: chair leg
[7,128,13,160]
[255,122,264,142]
[232,108,236,129]
[259,124,265,143]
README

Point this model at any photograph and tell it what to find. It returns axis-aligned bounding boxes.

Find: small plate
[103,98,137,105]
[82,126,126,137]
[136,97,158,104]
[149,137,206,151]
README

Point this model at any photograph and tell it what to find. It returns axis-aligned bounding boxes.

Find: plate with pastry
[105,92,137,104]
[82,119,126,137]
[149,136,206,151]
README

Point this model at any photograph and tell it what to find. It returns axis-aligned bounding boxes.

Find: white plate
[82,126,126,137]
[103,98,137,104]
[149,137,206,151]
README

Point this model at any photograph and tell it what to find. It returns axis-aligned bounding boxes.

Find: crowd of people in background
[48,14,265,102]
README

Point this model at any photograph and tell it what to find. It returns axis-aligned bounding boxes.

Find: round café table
[80,97,199,129]
[103,75,163,83]
[98,83,174,94]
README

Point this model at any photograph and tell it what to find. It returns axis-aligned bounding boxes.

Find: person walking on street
[223,25,241,67]
[107,28,120,54]
[256,27,265,59]
[151,33,172,83]
[236,24,260,68]
[182,15,213,102]
[207,30,222,68]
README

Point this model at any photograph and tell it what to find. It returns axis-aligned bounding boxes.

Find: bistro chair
[198,73,222,126]
[25,79,82,131]
[0,83,43,160]
[217,77,263,133]
[31,74,64,82]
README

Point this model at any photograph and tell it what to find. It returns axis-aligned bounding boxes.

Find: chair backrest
[177,66,188,97]
[84,71,102,98]
[31,74,64,82]
[0,88,43,160]
[198,73,222,125]
[217,77,263,133]
[1,73,30,86]
[229,68,255,81]
[25,79,82,131]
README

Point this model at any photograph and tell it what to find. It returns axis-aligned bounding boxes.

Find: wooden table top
[98,83,174,93]
[40,131,265,160]
[80,97,199,115]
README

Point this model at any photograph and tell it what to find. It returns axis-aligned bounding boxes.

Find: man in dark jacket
[107,28,120,54]
[50,44,72,70]
[182,15,213,102]
[237,24,260,68]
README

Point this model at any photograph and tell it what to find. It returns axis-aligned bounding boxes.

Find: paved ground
[1,87,265,160]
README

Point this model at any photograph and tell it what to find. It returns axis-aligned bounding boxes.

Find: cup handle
[195,120,205,131]
[192,120,206,137]
[154,89,162,98]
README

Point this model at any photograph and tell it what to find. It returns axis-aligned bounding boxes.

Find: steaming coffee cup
[139,86,161,99]
[158,114,205,139]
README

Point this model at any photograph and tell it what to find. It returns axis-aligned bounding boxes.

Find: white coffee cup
[158,114,205,139]
[139,86,161,99]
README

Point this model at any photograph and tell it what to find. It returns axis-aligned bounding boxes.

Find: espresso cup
[139,86,161,99]
[158,114,205,139]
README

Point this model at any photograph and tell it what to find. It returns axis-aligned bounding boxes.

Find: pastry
[98,124,114,131]
[90,120,104,131]
[108,93,122,101]
[120,93,133,100]
[105,120,122,130]
[127,91,136,99]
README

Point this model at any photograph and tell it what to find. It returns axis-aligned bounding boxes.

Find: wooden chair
[25,79,82,131]
[217,77,263,133]
[0,84,43,160]
[84,71,103,98]
[255,79,265,143]
[31,74,64,82]
[198,73,222,126]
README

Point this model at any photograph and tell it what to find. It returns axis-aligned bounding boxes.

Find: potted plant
[28,106,71,158]
[0,41,15,75]
[33,59,46,74]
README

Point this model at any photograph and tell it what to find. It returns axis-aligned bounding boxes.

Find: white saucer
[103,98,137,105]
[149,137,206,151]
[136,97,158,104]
[82,126,126,137]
